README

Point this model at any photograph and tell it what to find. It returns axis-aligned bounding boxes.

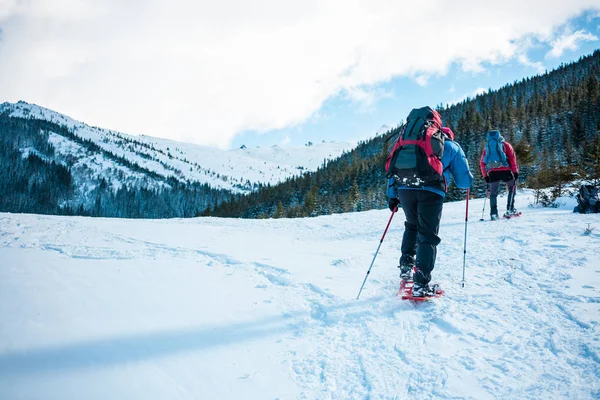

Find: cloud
[518,54,546,74]
[546,29,598,58]
[0,0,18,19]
[415,75,429,87]
[344,85,393,112]
[1,1,599,148]
[587,10,600,21]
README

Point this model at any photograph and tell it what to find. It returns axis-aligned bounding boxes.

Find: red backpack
[385,106,446,191]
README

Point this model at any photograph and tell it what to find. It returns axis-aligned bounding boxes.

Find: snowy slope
[1,101,355,193]
[1,190,599,399]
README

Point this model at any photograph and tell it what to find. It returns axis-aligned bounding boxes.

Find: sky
[1,190,599,398]
[1,1,600,149]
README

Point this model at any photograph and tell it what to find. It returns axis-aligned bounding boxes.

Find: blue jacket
[387,140,473,198]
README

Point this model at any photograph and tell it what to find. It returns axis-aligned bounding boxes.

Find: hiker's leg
[397,190,418,266]
[413,190,444,284]
[489,180,501,215]
[506,178,516,210]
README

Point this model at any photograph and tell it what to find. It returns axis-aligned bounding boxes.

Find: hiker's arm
[479,150,487,178]
[504,143,519,174]
[450,143,473,189]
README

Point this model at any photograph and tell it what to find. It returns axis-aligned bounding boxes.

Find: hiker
[386,107,473,297]
[479,130,519,220]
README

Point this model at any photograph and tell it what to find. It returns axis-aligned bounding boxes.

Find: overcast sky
[1,1,599,149]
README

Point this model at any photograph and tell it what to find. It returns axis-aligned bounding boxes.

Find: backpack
[385,106,446,191]
[575,184,600,213]
[483,130,508,170]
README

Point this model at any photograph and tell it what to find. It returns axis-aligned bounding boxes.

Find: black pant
[397,190,443,284]
[488,170,516,215]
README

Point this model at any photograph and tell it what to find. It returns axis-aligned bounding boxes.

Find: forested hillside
[0,115,234,217]
[0,103,352,218]
[207,49,600,218]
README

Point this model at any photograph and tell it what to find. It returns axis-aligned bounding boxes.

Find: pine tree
[513,135,535,167]
[275,201,285,218]
[583,132,600,185]
[303,185,318,217]
[349,178,360,212]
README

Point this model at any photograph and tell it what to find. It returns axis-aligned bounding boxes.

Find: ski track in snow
[1,190,599,399]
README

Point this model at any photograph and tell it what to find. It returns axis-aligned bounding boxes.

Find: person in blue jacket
[387,127,473,296]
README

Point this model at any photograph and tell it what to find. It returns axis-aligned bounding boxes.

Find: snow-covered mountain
[1,190,599,399]
[1,101,355,194]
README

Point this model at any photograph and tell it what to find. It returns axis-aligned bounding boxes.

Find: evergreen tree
[583,132,600,185]
[275,201,285,218]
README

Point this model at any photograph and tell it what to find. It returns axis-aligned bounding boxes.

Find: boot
[399,264,413,280]
[490,205,499,221]
[398,255,415,280]
[411,281,432,297]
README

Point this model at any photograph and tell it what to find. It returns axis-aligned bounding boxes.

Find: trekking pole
[461,188,470,288]
[357,208,397,299]
[480,185,488,221]
[511,181,517,210]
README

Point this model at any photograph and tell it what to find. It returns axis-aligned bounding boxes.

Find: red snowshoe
[398,280,444,301]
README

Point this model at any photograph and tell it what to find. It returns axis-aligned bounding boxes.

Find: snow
[1,190,599,399]
[1,101,354,193]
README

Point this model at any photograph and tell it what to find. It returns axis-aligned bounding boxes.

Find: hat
[487,130,504,141]
[441,127,454,140]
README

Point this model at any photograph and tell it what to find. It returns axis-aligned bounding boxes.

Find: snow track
[1,190,599,399]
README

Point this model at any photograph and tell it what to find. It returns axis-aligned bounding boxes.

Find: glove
[513,172,519,180]
[484,176,490,183]
[388,197,400,212]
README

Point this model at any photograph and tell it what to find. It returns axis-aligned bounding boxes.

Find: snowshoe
[503,210,522,219]
[398,280,444,301]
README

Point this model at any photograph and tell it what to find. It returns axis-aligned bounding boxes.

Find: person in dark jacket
[479,130,519,220]
[387,126,473,297]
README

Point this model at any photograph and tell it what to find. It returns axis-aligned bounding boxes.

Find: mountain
[0,101,354,217]
[208,49,600,218]
[1,191,598,398]
[1,101,354,193]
